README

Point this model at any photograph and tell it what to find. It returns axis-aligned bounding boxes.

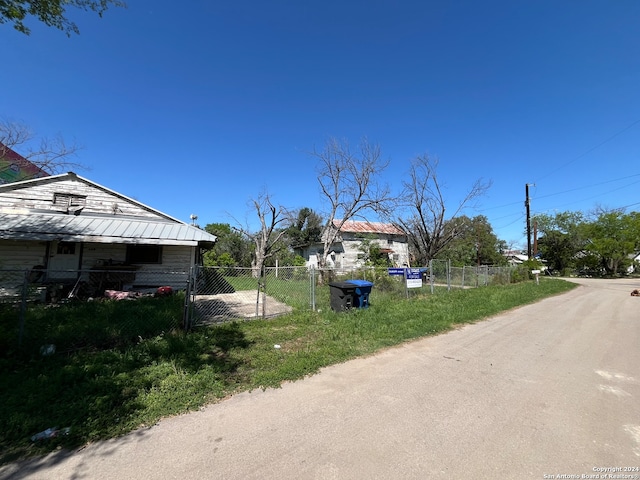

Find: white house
[503,250,529,266]
[303,220,409,270]
[0,172,216,295]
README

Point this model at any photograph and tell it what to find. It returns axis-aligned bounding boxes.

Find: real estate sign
[405,268,423,288]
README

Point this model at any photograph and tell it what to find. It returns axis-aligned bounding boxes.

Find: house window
[53,193,86,208]
[57,242,76,255]
[126,245,162,264]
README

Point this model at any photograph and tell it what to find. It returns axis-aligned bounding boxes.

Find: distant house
[503,250,529,266]
[0,172,216,295]
[302,220,409,270]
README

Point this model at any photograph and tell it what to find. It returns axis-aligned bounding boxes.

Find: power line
[478,172,640,216]
[531,179,640,213]
[531,173,640,201]
[534,118,640,182]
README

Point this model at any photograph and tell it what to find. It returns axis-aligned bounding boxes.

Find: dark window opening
[57,242,76,255]
[126,245,162,264]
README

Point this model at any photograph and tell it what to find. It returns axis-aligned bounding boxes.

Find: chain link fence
[428,260,516,290]
[185,265,315,328]
[2,262,525,357]
[0,268,189,357]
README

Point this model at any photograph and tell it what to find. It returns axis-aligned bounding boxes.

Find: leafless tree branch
[393,154,492,265]
[311,137,394,269]
[0,119,85,178]
[248,191,291,278]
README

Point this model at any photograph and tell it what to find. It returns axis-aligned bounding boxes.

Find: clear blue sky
[2,0,639,249]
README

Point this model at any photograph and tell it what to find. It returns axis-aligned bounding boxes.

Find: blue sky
[2,0,639,248]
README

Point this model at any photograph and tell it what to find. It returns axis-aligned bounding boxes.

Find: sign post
[531,269,540,285]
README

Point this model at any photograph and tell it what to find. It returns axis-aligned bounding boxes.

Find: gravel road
[3,277,640,480]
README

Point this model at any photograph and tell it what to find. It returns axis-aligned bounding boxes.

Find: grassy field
[0,277,577,465]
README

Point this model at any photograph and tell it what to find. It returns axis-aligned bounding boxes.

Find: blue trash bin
[346,280,373,308]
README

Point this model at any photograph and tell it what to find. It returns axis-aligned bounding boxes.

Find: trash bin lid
[346,279,374,287]
[329,281,358,289]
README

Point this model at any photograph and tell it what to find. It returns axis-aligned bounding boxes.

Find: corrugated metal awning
[0,212,217,247]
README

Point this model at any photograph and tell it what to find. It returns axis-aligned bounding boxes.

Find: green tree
[287,207,323,254]
[203,223,252,267]
[435,215,506,266]
[1,0,125,36]
[263,237,306,267]
[581,210,640,276]
[537,230,576,273]
[357,236,392,267]
[534,211,586,274]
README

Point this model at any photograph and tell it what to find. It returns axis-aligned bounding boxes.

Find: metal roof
[0,212,217,246]
[332,220,406,236]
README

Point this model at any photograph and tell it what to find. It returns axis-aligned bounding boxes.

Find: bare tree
[393,155,491,266]
[247,192,291,278]
[311,137,394,271]
[0,119,84,178]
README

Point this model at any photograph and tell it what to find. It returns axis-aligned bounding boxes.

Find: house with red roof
[303,219,409,270]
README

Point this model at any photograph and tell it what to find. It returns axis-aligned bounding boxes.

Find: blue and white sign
[406,268,423,288]
[387,268,405,276]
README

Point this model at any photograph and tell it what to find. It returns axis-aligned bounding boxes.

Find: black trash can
[328,281,357,311]
[347,280,374,308]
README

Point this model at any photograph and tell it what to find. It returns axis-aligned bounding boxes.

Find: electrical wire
[534,118,640,182]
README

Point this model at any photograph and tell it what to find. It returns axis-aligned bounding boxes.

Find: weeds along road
[3,277,640,480]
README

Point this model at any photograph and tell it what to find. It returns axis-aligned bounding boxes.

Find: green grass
[0,278,577,465]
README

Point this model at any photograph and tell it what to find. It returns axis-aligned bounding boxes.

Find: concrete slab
[194,290,293,323]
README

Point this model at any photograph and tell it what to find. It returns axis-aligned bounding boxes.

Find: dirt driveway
[3,277,640,479]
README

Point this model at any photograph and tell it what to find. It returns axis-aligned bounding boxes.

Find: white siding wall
[0,240,48,269]
[1,241,195,290]
[0,179,163,218]
[80,243,194,271]
[80,243,127,268]
[305,233,410,269]
[82,243,194,289]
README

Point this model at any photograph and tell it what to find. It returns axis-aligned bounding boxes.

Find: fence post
[255,269,261,319]
[310,267,316,311]
[429,259,434,294]
[18,269,28,347]
[183,266,195,330]
[404,267,409,299]
[262,265,267,319]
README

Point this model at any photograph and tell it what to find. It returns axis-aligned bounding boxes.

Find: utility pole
[525,184,533,260]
